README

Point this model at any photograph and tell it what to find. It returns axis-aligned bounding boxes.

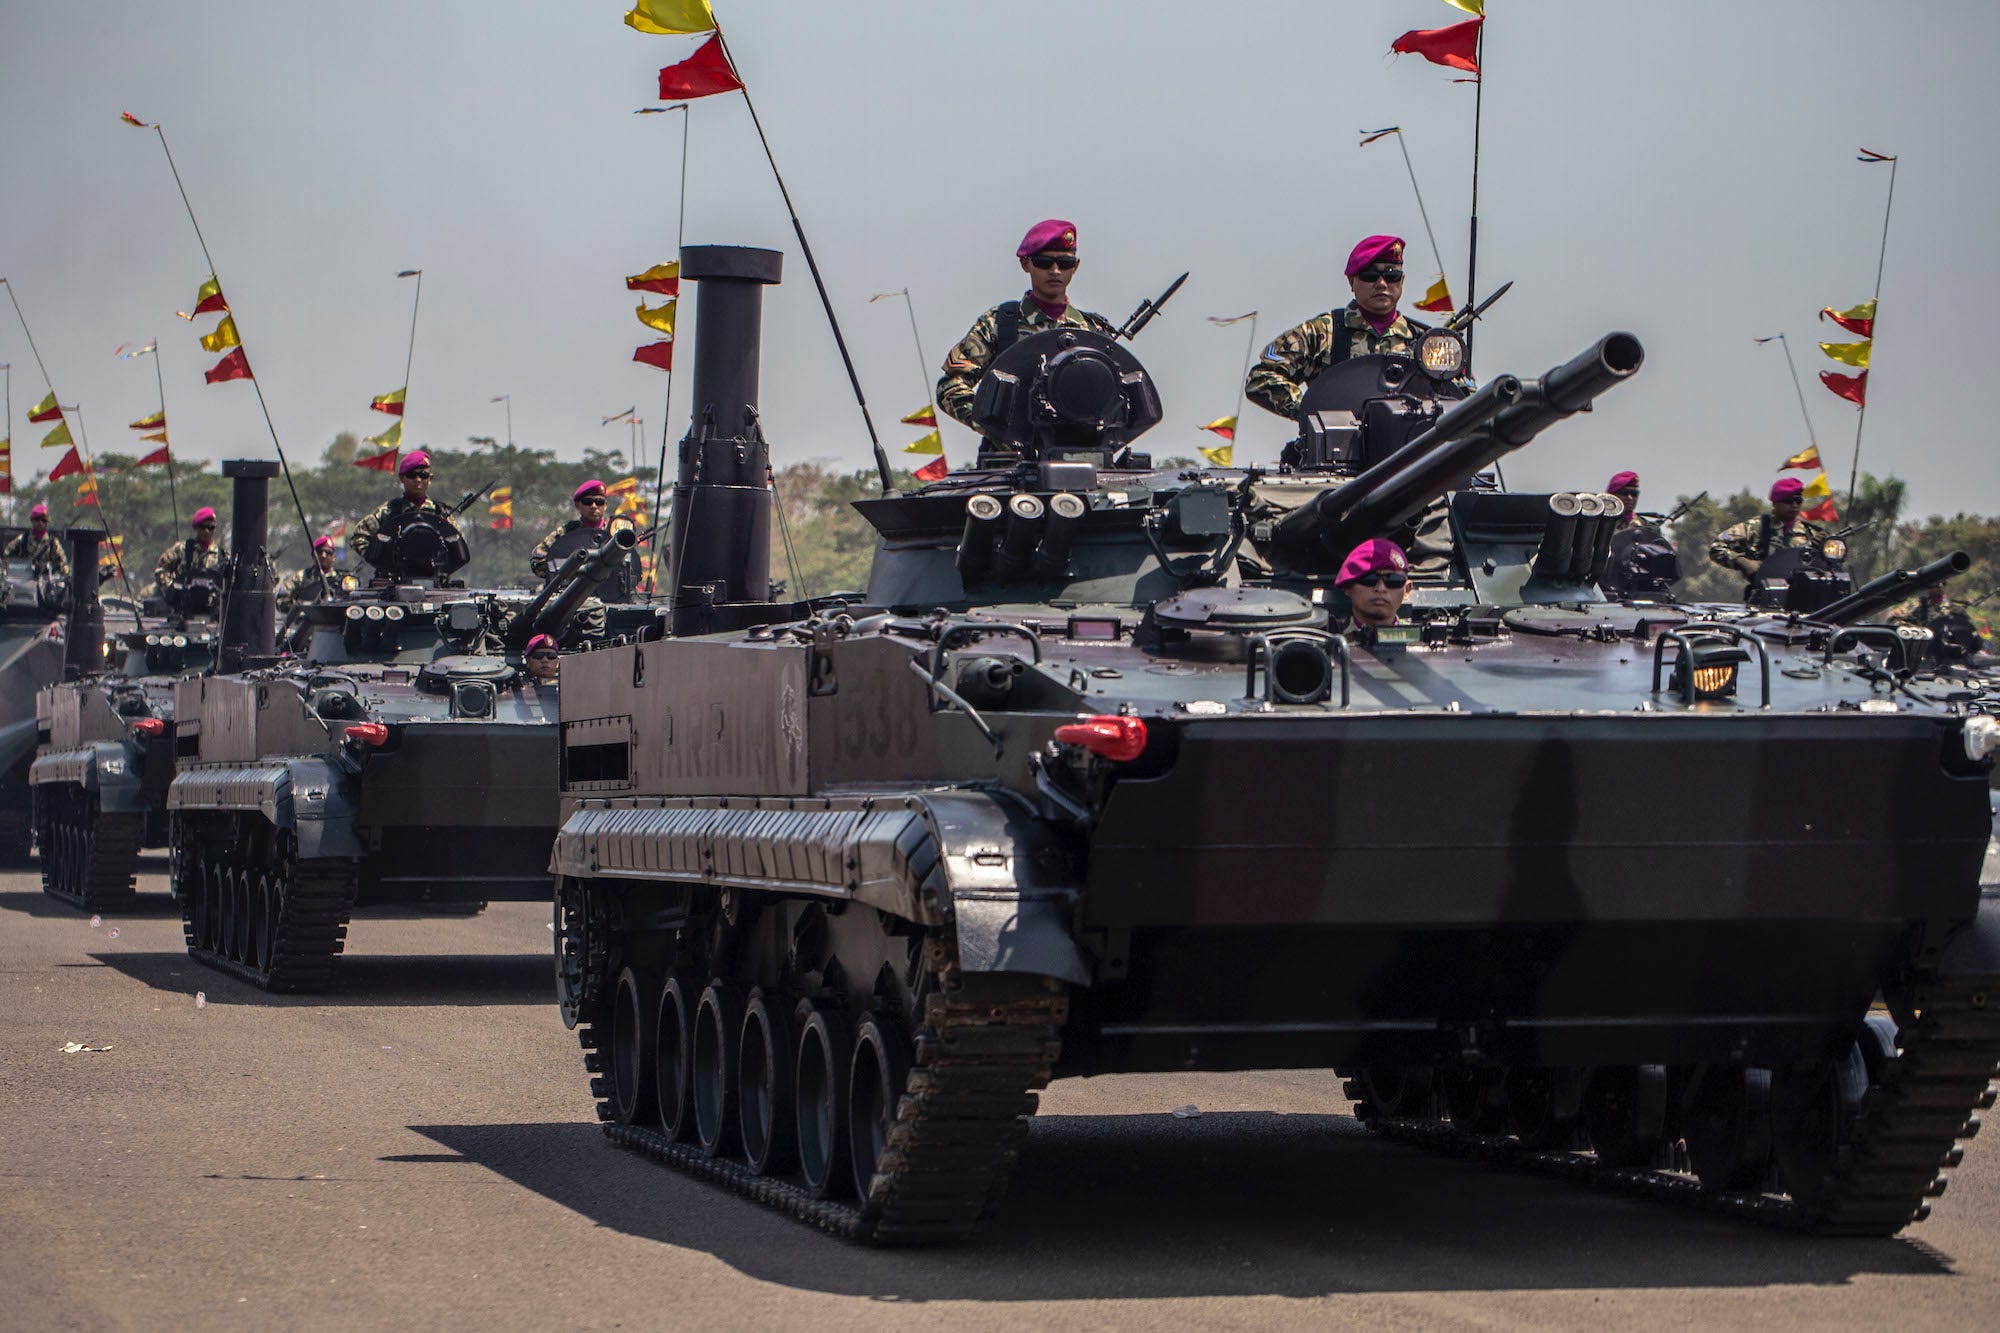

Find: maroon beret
[1336,537,1410,585]
[398,450,431,476]
[1771,477,1805,502]
[1607,470,1640,493]
[574,479,606,501]
[1016,219,1078,257]
[190,506,217,525]
[1345,234,1405,277]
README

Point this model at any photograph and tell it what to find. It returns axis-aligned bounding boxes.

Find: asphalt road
[3,862,1997,1332]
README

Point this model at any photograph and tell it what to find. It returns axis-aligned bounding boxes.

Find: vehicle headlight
[1416,330,1466,379]
[1963,715,2000,762]
[98,757,126,776]
[1822,539,1847,561]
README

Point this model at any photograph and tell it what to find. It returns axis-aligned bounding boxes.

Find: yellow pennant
[635,300,677,336]
[1802,473,1832,502]
[1441,0,1484,13]
[606,475,642,495]
[366,420,403,449]
[1782,446,1821,470]
[130,410,166,430]
[490,485,513,502]
[1819,339,1871,368]
[40,421,73,449]
[1198,443,1234,467]
[199,314,241,353]
[624,0,717,35]
[902,430,943,455]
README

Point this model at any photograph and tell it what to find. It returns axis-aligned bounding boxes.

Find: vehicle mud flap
[284,758,363,860]
[917,790,1091,988]
[1936,888,2000,986]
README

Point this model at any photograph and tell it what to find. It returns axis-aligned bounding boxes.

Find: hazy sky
[3,0,1996,521]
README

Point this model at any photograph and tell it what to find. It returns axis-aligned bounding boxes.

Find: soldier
[1708,477,1828,579]
[348,450,461,572]
[277,536,347,613]
[1337,537,1411,629]
[155,506,226,602]
[1608,471,1642,526]
[530,479,612,579]
[3,503,69,577]
[523,632,561,683]
[1245,234,1437,420]
[937,218,1116,447]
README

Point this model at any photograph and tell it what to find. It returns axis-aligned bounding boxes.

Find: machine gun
[446,479,499,520]
[1811,551,1970,626]
[1115,272,1189,342]
[1270,332,1646,571]
[362,497,475,583]
[510,525,643,650]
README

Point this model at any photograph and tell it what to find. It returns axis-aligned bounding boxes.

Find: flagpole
[397,269,423,447]
[1464,22,1485,363]
[1846,154,1897,512]
[150,337,182,531]
[137,121,321,585]
[1765,334,1821,455]
[714,30,895,494]
[65,405,148,612]
[641,100,691,597]
[2,361,10,521]
[1390,131,1448,300]
[1232,315,1259,442]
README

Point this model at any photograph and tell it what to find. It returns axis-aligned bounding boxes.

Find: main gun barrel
[1813,551,1970,626]
[516,527,640,647]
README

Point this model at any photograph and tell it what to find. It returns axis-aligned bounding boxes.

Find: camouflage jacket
[1707,513,1828,572]
[277,564,353,612]
[530,518,609,579]
[937,294,1116,431]
[154,537,226,590]
[3,531,69,577]
[347,496,455,562]
[1244,303,1433,419]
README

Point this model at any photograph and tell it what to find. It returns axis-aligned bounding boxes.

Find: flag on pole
[1801,473,1833,503]
[0,439,10,495]
[912,456,949,483]
[354,448,399,472]
[75,475,100,507]
[48,447,85,481]
[626,262,681,295]
[1819,301,1877,338]
[1390,17,1482,74]
[1198,443,1234,468]
[902,430,942,455]
[120,111,157,128]
[366,420,403,449]
[1804,496,1839,523]
[1441,0,1485,13]
[636,300,677,335]
[1416,276,1454,313]
[204,348,252,383]
[323,518,348,541]
[606,476,642,497]
[1857,148,1897,163]
[129,410,166,430]
[1358,126,1400,147]
[371,387,407,416]
[1819,340,1872,368]
[634,341,675,371]
[192,275,227,315]
[1199,416,1237,442]
[602,407,637,425]
[900,406,937,428]
[1753,335,1783,344]
[1820,370,1868,405]
[40,421,73,449]
[114,342,157,359]
[198,314,241,352]
[659,34,744,99]
[625,0,717,34]
[138,431,169,444]
[1207,312,1259,327]
[488,485,514,531]
[27,391,61,423]
[136,445,172,467]
[1781,446,1822,470]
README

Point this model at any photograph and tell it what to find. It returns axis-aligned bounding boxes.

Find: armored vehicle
[549,245,1999,1244]
[0,528,71,863]
[31,525,220,912]
[166,463,646,991]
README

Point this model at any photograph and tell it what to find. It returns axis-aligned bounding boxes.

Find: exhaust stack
[61,529,105,679]
[220,459,280,670]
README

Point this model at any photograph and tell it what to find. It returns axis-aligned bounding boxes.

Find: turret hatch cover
[417,654,515,691]
[1151,586,1320,631]
[1500,605,1691,637]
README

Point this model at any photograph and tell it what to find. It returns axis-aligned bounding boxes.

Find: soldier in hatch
[1245,234,1438,421]
[1708,477,1829,580]
[3,503,69,577]
[155,507,226,605]
[348,451,464,574]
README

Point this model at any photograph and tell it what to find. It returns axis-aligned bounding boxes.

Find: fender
[167,757,363,859]
[29,741,149,813]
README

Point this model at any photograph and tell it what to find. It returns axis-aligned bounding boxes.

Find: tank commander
[4,503,69,577]
[155,506,226,597]
[523,633,561,684]
[1337,537,1411,630]
[1708,477,1828,579]
[530,479,612,579]
[937,218,1116,452]
[1608,471,1642,525]
[348,450,460,567]
[1245,234,1436,420]
[277,536,350,612]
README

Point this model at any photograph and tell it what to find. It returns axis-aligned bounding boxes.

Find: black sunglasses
[1028,254,1079,271]
[406,470,433,480]
[194,522,218,530]
[1355,268,1404,284]
[528,651,559,660]
[1350,572,1408,589]
[577,496,607,506]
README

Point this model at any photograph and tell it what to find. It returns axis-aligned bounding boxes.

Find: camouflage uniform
[277,564,352,613]
[1244,303,1434,419]
[530,518,609,579]
[155,537,226,592]
[3,531,69,577]
[1707,513,1829,575]
[937,294,1116,432]
[347,496,455,565]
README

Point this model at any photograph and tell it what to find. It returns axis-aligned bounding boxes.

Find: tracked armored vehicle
[550,245,1999,1244]
[167,464,648,991]
[0,530,70,864]
[31,525,220,912]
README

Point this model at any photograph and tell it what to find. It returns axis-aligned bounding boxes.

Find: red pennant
[76,488,100,508]
[27,400,63,424]
[48,447,86,481]
[1819,308,1874,338]
[912,456,949,483]
[633,341,675,372]
[1416,292,1455,313]
[136,446,172,467]
[627,275,681,296]
[1803,497,1840,523]
[659,34,744,100]
[489,515,514,531]
[353,448,400,472]
[1391,17,1482,74]
[193,289,228,316]
[1820,369,1868,406]
[370,395,405,417]
[204,347,252,384]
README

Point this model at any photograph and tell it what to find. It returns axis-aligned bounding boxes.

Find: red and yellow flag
[27,391,62,424]
[0,439,10,495]
[1391,17,1481,74]
[625,0,716,35]
[129,410,166,431]
[901,406,938,429]
[1416,276,1454,313]
[1781,445,1821,470]
[1801,473,1833,503]
[659,33,744,100]
[1819,300,1875,339]
[1199,416,1237,442]
[204,348,252,384]
[1198,443,1234,468]
[198,314,240,353]
[371,388,407,416]
[634,341,675,372]
[75,475,100,507]
[488,485,514,531]
[192,275,227,316]
[626,262,681,295]
[48,447,86,482]
[606,476,643,497]
[1441,0,1485,13]
[1820,370,1867,406]
[136,445,172,467]
[138,431,169,444]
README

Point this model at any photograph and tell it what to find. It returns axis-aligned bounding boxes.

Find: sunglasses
[1355,268,1404,284]
[528,651,559,661]
[1027,254,1079,271]
[577,497,607,507]
[194,522,218,530]
[406,470,433,480]
[1349,572,1408,589]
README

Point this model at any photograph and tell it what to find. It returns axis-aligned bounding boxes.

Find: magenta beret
[29,503,48,519]
[191,506,217,525]
[1016,218,1078,257]
[1336,537,1410,585]
[1345,234,1406,277]
[526,634,558,655]
[398,450,431,476]
[312,535,333,551]
[1771,476,1805,502]
[574,479,606,501]
[1607,470,1640,493]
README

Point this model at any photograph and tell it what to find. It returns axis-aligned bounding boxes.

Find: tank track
[598,967,1066,1245]
[36,788,143,913]
[179,830,360,993]
[1351,976,2000,1236]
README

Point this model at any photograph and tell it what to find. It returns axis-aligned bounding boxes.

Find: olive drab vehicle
[0,526,71,863]
[165,462,647,992]
[31,522,224,912]
[549,244,2000,1245]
